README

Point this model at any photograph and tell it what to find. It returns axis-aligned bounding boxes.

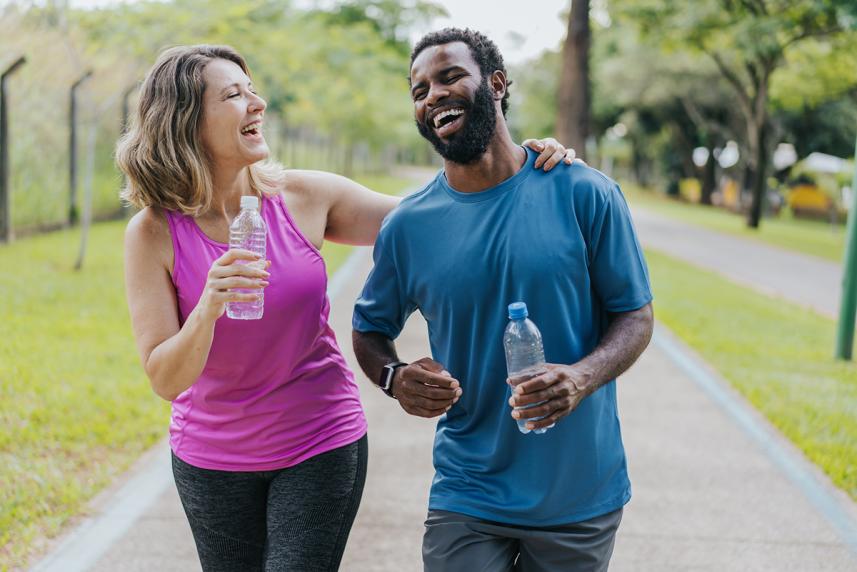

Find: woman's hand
[522,137,577,171]
[197,249,270,322]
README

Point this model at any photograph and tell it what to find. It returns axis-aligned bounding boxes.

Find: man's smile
[429,106,466,138]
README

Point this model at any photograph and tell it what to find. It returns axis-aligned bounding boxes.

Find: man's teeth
[433,108,464,128]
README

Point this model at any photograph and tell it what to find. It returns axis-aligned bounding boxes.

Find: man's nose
[425,83,450,108]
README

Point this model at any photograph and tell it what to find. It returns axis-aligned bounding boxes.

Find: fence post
[0,56,26,244]
[68,70,93,227]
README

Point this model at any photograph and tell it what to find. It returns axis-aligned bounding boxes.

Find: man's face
[410,42,498,164]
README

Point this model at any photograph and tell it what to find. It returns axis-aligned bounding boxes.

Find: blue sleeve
[587,183,653,313]
[352,227,416,339]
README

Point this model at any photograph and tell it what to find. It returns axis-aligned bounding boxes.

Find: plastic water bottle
[503,302,554,434]
[226,195,266,320]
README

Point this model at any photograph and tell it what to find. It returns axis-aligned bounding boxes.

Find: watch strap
[379,361,408,398]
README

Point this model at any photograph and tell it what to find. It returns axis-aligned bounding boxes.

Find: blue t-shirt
[353,147,652,526]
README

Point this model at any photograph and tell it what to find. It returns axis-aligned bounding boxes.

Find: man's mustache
[424,98,471,130]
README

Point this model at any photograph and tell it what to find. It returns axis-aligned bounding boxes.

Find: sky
[64,0,574,66]
[414,0,571,65]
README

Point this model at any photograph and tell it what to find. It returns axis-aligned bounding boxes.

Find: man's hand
[507,363,592,431]
[393,357,462,418]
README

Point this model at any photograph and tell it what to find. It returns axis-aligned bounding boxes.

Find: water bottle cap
[240,195,260,210]
[508,302,528,319]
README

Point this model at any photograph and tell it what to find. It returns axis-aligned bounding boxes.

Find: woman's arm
[319,139,576,246]
[124,208,267,401]
[322,173,401,246]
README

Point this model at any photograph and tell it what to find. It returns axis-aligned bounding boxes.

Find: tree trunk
[746,118,768,228]
[701,146,716,205]
[555,0,590,160]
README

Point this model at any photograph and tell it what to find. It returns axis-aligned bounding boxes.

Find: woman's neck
[205,166,253,221]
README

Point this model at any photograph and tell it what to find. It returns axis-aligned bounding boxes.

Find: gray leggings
[171,434,368,572]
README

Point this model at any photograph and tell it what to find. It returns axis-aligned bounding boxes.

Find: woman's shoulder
[127,206,170,238]
[125,207,173,265]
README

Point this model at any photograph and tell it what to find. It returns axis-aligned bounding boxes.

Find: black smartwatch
[378,361,408,398]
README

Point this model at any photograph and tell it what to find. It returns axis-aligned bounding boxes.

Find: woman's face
[199,58,269,169]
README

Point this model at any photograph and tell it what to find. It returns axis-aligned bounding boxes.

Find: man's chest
[401,210,590,319]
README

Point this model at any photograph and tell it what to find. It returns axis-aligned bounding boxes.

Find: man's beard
[416,80,497,165]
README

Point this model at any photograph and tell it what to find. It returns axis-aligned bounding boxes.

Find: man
[352,28,654,571]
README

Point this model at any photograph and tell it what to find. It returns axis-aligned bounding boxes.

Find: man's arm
[352,330,462,418]
[509,303,654,431]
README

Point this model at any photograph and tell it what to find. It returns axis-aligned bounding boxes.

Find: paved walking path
[631,206,842,319]
[32,186,857,571]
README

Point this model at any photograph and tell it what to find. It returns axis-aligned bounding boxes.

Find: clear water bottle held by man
[503,302,554,434]
[227,196,267,320]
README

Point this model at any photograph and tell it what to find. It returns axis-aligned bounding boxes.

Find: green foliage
[311,0,448,55]
[647,248,857,501]
[508,50,561,140]
[1,0,434,232]
[575,0,856,189]
[771,34,857,110]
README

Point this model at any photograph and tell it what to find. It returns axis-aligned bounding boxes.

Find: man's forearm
[352,330,401,386]
[575,303,654,394]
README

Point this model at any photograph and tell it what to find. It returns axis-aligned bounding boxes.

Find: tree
[556,0,591,159]
[311,0,447,55]
[620,0,857,228]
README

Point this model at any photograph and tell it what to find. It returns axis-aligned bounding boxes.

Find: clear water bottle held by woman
[227,196,267,320]
[503,302,554,434]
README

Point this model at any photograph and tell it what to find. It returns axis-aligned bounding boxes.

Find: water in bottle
[503,301,554,434]
[226,195,267,320]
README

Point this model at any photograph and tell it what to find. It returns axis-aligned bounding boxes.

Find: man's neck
[443,124,526,194]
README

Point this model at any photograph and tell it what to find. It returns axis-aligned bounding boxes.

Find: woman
[118,44,572,571]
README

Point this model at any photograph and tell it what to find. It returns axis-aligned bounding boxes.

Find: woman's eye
[228,93,240,99]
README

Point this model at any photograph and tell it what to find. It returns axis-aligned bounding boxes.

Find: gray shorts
[423,507,623,572]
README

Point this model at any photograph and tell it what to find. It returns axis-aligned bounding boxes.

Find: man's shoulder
[557,162,618,192]
[536,161,622,209]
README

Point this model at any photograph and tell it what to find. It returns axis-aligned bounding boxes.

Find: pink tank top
[164,193,367,471]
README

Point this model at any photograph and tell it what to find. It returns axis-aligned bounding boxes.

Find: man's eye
[413,91,426,101]
[228,93,240,99]
[445,75,463,84]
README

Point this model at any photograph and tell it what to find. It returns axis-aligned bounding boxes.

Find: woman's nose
[249,93,266,113]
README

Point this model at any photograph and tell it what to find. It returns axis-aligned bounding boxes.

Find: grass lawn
[647,249,857,501]
[0,174,413,571]
[623,182,847,263]
[0,220,169,569]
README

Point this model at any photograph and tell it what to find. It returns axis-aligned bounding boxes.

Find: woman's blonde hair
[116,45,283,216]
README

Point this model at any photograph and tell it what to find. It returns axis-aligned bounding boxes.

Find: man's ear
[490,70,507,101]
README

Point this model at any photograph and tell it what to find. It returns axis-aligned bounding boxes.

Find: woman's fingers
[209,277,268,291]
[216,248,262,265]
[209,290,263,303]
[209,261,270,280]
